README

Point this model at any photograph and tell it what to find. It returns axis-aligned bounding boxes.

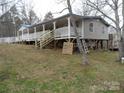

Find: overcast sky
[18,0,118,26]
[32,0,80,19]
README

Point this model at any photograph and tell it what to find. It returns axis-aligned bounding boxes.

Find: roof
[31,13,110,27]
[19,25,31,31]
[108,26,116,34]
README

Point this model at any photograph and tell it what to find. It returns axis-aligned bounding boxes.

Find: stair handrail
[40,30,54,39]
[35,30,53,41]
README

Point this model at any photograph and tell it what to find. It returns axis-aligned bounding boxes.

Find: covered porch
[17,15,83,42]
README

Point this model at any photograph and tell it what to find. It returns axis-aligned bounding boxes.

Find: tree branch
[86,0,117,24]
[52,7,68,14]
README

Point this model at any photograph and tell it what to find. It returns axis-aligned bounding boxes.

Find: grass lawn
[0,44,123,93]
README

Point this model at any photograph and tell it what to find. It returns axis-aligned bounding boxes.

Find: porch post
[53,22,56,30]
[34,27,37,39]
[82,20,84,38]
[27,28,30,41]
[53,22,56,38]
[43,24,45,31]
[53,22,56,49]
[68,17,71,42]
[42,24,45,40]
[34,27,37,47]
[22,30,23,41]
[17,31,19,42]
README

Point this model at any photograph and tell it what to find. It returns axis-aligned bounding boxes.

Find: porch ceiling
[29,15,82,32]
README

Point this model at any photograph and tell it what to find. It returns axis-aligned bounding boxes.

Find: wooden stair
[35,31,54,49]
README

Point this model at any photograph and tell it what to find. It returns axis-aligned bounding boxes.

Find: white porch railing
[18,31,44,41]
[0,37,17,43]
[0,26,83,43]
[0,31,44,43]
[54,26,82,39]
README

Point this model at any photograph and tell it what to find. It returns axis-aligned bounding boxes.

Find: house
[17,14,109,49]
[0,13,110,50]
[0,5,23,43]
[0,11,15,38]
[0,10,17,43]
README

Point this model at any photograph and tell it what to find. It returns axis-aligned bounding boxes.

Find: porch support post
[34,27,37,48]
[42,24,45,40]
[68,17,71,42]
[22,30,23,41]
[34,27,37,39]
[82,20,84,38]
[43,24,45,32]
[107,40,109,50]
[17,31,19,42]
[53,21,56,38]
[27,28,30,41]
[53,22,56,49]
[53,22,56,30]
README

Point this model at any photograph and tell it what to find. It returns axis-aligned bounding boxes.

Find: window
[89,23,93,32]
[102,26,105,34]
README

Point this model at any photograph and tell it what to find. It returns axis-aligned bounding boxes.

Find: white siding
[54,19,108,40]
[83,20,108,40]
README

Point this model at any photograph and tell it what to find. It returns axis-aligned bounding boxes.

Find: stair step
[35,31,54,49]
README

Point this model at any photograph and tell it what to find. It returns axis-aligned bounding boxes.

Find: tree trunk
[114,2,124,61]
[67,0,89,65]
[116,27,123,61]
[118,40,124,61]
[119,0,124,61]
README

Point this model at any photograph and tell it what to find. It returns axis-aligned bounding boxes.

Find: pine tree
[43,11,53,22]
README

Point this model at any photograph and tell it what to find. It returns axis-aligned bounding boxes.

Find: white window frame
[89,23,94,32]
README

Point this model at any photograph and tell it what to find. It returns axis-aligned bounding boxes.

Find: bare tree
[85,0,123,61]
[122,0,124,58]
[28,9,40,25]
[74,0,99,16]
[58,0,89,65]
[18,0,41,25]
[0,0,15,15]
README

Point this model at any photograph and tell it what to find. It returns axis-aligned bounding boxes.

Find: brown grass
[0,44,123,93]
